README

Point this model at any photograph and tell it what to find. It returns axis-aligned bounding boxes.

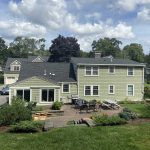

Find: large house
[7,54,145,105]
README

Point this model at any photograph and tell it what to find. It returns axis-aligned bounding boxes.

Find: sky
[0,0,150,54]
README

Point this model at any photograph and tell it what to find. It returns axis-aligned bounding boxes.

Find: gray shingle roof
[28,56,49,62]
[18,62,76,82]
[4,56,49,74]
[71,57,145,66]
[4,58,28,74]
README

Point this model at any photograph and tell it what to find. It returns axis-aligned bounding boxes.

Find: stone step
[81,118,95,127]
[43,119,54,131]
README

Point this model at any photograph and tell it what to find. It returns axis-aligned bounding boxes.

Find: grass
[0,124,150,150]
[145,83,150,88]
[121,103,150,118]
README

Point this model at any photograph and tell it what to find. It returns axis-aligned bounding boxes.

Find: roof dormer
[32,56,44,62]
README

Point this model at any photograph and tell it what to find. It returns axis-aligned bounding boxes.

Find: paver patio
[46,105,122,128]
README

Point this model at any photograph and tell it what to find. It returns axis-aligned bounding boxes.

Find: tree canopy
[91,37,122,58]
[122,43,144,62]
[0,37,8,65]
[9,36,47,57]
[48,35,80,62]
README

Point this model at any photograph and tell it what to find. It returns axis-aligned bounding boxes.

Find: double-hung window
[128,67,134,76]
[108,85,115,94]
[62,84,70,93]
[84,85,99,96]
[127,85,134,96]
[85,67,99,76]
[109,66,115,74]
[12,65,20,71]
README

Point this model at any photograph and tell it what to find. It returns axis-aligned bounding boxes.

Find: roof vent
[49,73,55,76]
[44,69,47,76]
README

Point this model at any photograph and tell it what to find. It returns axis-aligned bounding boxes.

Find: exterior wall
[60,83,78,103]
[77,65,144,101]
[4,74,19,85]
[9,77,60,105]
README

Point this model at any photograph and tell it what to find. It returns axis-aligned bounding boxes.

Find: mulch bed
[0,126,10,133]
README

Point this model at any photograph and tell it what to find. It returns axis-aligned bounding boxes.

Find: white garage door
[6,77,16,85]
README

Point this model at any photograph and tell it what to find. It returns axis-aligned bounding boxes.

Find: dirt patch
[0,126,10,133]
[128,118,150,125]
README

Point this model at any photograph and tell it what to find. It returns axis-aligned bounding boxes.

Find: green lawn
[0,124,150,150]
[121,103,150,118]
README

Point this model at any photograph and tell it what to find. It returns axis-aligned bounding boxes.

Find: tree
[0,37,8,65]
[9,36,47,58]
[48,35,80,62]
[144,52,150,67]
[91,37,122,58]
[123,43,144,62]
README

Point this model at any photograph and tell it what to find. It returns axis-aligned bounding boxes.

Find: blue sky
[0,0,150,54]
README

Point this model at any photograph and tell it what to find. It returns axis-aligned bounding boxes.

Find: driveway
[0,95,8,106]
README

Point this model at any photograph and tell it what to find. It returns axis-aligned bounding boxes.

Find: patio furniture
[71,95,79,104]
[104,100,120,110]
[78,99,98,113]
[101,102,112,109]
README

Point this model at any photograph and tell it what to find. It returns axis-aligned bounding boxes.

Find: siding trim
[77,63,145,67]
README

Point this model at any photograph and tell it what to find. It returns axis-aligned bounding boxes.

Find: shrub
[9,121,44,133]
[144,86,150,99]
[119,107,138,120]
[0,97,32,126]
[93,115,127,126]
[26,102,37,111]
[51,101,63,110]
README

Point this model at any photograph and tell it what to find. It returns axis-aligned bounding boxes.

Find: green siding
[60,83,78,103]
[78,66,144,101]
[31,88,40,103]
[10,76,60,105]
[12,76,57,87]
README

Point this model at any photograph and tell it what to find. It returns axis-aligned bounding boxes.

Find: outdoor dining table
[104,100,120,109]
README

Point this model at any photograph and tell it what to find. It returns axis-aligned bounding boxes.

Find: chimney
[94,51,101,59]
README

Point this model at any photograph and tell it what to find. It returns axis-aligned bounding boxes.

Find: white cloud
[0,20,46,38]
[76,23,134,51]
[6,0,135,51]
[137,7,150,21]
[86,12,101,20]
[116,0,150,11]
[8,0,134,37]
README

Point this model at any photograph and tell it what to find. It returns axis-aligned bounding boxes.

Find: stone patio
[45,104,122,128]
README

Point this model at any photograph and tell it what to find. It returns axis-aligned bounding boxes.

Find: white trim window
[127,67,134,76]
[11,65,21,71]
[84,85,99,96]
[16,89,30,102]
[108,85,115,94]
[41,89,54,102]
[62,84,70,93]
[127,85,134,96]
[109,66,115,74]
[85,66,99,76]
